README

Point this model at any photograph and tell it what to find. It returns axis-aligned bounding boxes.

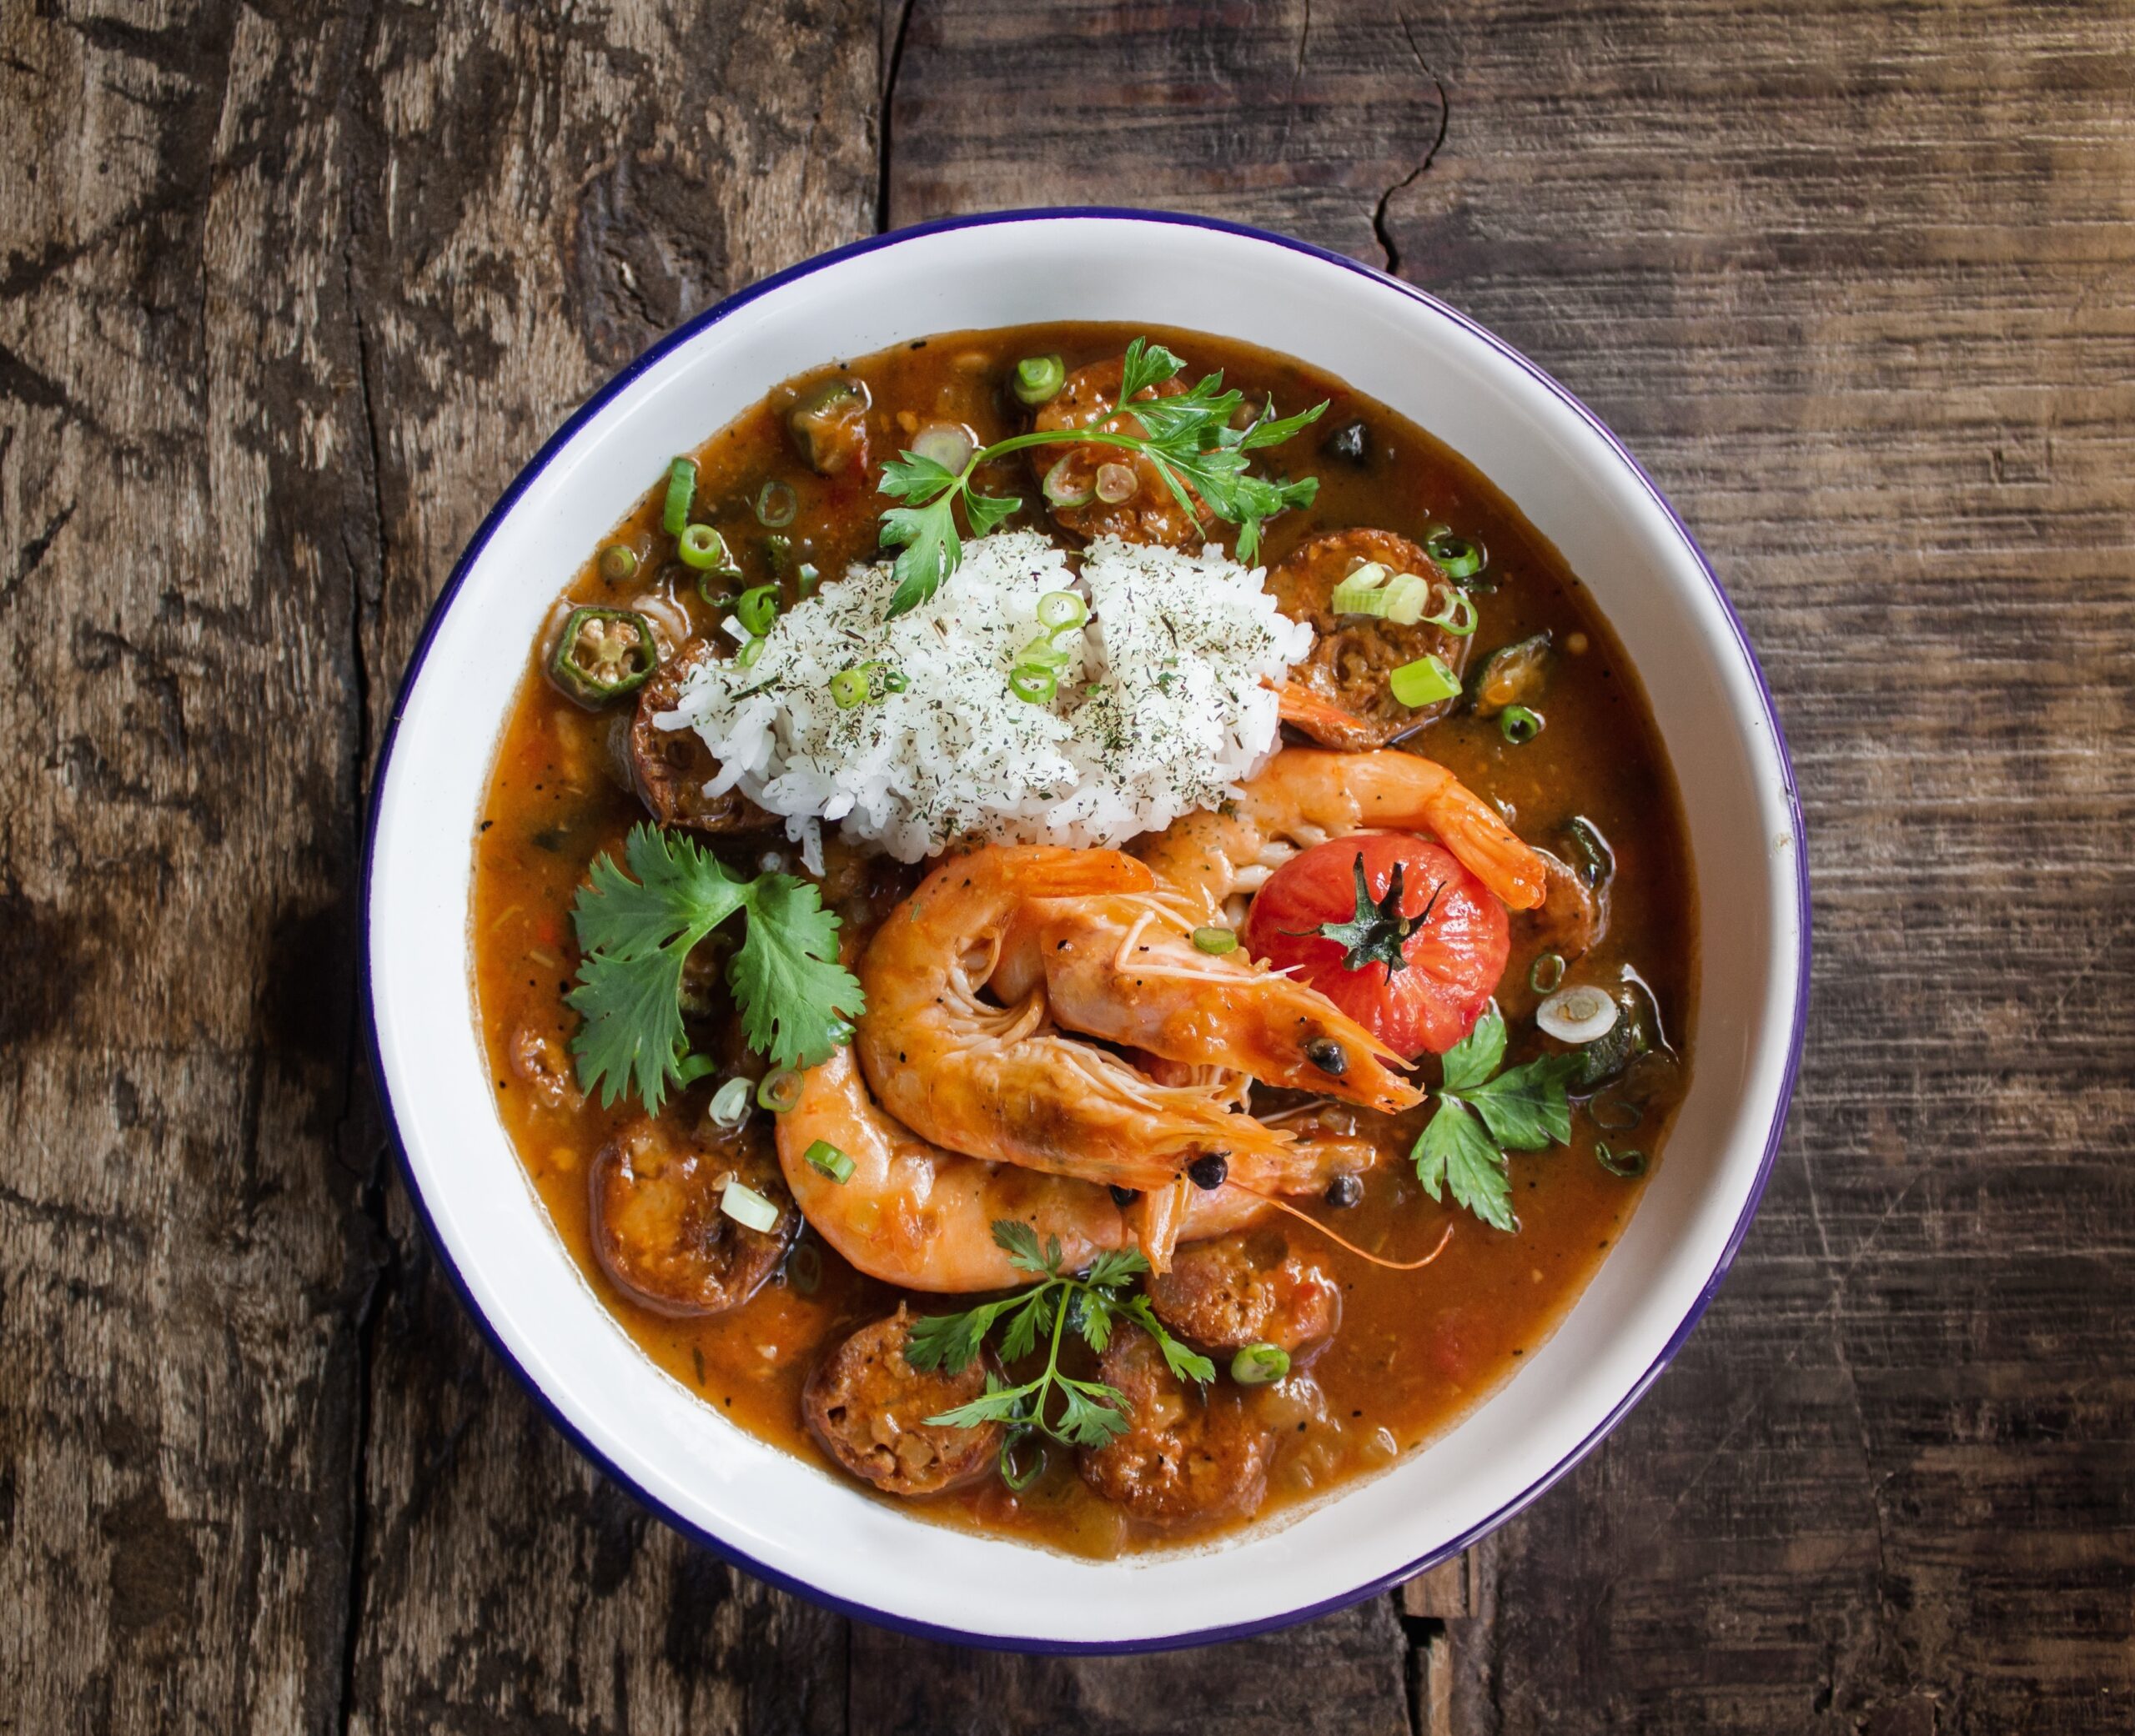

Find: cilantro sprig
[565,824,863,1115]
[906,1221,1215,1487]
[876,338,1328,617]
[1411,1005,1578,1232]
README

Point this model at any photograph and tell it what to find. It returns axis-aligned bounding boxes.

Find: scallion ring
[785,1242,822,1296]
[1590,1096,1645,1132]
[754,479,797,528]
[735,635,766,669]
[1192,926,1238,955]
[999,1433,1046,1492]
[803,1139,856,1184]
[677,523,731,571]
[1230,1343,1291,1385]
[1595,1142,1648,1179]
[1012,354,1066,406]
[1037,589,1088,632]
[1093,461,1138,504]
[882,669,909,694]
[1426,530,1485,580]
[1042,454,1093,509]
[598,544,639,584]
[736,584,780,637]
[661,456,696,536]
[706,1076,753,1130]
[1529,951,1565,994]
[911,422,977,474]
[1538,985,1619,1044]
[719,1177,783,1233]
[756,1068,804,1113]
[1389,654,1461,709]
[1499,704,1544,745]
[1423,586,1479,636]
[1017,633,1072,671]
[1007,664,1059,705]
[828,668,870,710]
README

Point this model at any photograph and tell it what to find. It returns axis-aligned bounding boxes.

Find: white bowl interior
[366,215,1804,1648]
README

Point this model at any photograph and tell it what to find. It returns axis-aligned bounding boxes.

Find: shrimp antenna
[1232,1187,1456,1271]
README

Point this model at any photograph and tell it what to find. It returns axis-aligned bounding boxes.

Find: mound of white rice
[656,530,1314,867]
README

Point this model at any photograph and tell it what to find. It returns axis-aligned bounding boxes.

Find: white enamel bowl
[364,210,1808,1651]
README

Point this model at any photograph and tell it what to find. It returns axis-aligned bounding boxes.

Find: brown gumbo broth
[470,323,1695,1557]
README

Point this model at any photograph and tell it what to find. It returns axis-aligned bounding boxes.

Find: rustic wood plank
[0,1,382,1729]
[891,0,2135,1731]
[339,3,881,1731]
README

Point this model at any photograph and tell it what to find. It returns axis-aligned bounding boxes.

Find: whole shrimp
[776,1044,1273,1288]
[855,846,1359,1196]
[1135,734,1550,919]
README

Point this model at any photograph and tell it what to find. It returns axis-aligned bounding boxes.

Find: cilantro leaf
[1123,1295,1218,1384]
[565,824,863,1113]
[1414,1098,1516,1232]
[1466,1053,1580,1151]
[1118,337,1186,401]
[992,1219,1057,1277]
[1439,1003,1509,1093]
[997,1292,1047,1363]
[906,1300,1012,1375]
[927,1383,1031,1432]
[1056,1381,1133,1448]
[1083,1247,1150,1290]
[726,871,862,1071]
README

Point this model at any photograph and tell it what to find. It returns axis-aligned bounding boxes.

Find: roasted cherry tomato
[1241,831,1509,1057]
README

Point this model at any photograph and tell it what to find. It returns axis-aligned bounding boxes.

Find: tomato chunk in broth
[470,323,1696,1557]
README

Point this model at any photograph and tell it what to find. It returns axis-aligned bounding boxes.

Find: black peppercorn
[1322,419,1371,466]
[1109,1185,1140,1207]
[1188,1152,1229,1190]
[1304,1036,1349,1076]
[1324,1173,1364,1209]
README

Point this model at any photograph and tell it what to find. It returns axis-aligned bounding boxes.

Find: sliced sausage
[1078,1332,1274,1528]
[1502,848,1610,1017]
[590,1113,796,1317]
[1146,1229,1342,1357]
[1030,357,1210,548]
[1267,529,1474,746]
[509,1025,580,1112]
[803,1307,1003,1497]
[627,640,772,833]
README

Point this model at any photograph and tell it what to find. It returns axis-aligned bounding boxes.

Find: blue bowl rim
[358,205,1811,1655]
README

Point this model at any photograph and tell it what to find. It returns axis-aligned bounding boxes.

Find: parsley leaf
[874,335,1328,615]
[904,1221,1211,1485]
[1409,1003,1574,1232]
[565,824,863,1113]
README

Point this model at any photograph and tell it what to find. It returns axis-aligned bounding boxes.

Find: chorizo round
[1030,358,1209,548]
[589,1113,796,1317]
[1078,1332,1274,1528]
[1146,1230,1342,1357]
[803,1307,1003,1497]
[1267,529,1474,747]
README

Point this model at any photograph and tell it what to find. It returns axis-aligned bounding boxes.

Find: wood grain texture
[3,0,2130,1730]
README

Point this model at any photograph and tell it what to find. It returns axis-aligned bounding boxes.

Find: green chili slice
[547,607,657,705]
[661,457,697,536]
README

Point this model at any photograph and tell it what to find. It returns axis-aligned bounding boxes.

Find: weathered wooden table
[5,1,2130,1729]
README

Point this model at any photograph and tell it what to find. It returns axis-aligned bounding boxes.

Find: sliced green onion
[736,584,779,637]
[796,561,820,595]
[999,1433,1046,1491]
[1595,1142,1648,1178]
[1042,454,1093,509]
[1590,1096,1644,1132]
[707,1076,753,1129]
[598,544,638,584]
[1017,633,1072,672]
[1191,926,1238,955]
[1230,1343,1291,1385]
[1007,664,1059,704]
[912,423,977,474]
[756,1068,804,1113]
[1329,562,1389,615]
[1037,590,1088,632]
[1426,529,1485,580]
[677,523,731,571]
[735,635,766,669]
[803,1139,856,1184]
[882,669,909,693]
[1499,705,1544,745]
[1529,951,1566,995]
[720,1177,782,1232]
[1423,586,1479,636]
[828,668,870,709]
[754,479,797,528]
[786,1242,822,1295]
[661,457,697,536]
[1538,984,1618,1044]
[1093,462,1138,504]
[1389,654,1461,709]
[1381,573,1433,625]
[1012,354,1066,406]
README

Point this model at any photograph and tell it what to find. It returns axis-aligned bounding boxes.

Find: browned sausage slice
[1078,1333,1275,1528]
[627,640,773,833]
[1030,357,1210,548]
[1145,1230,1342,1357]
[1267,529,1474,746]
[803,1307,1004,1497]
[590,1114,796,1317]
[1501,848,1610,1018]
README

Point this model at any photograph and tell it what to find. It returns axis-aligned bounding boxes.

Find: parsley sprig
[565,824,863,1115]
[906,1221,1215,1486]
[1412,1005,1578,1232]
[876,338,1329,617]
